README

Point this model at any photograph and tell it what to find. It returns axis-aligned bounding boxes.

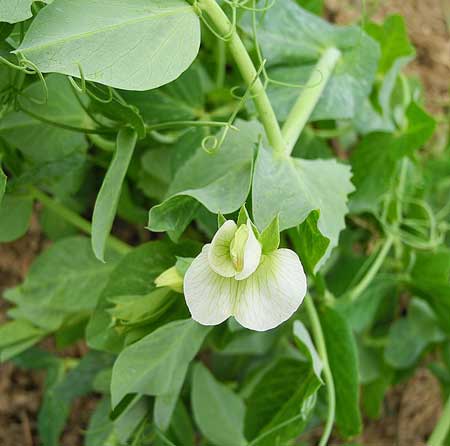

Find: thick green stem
[197,0,286,154]
[304,295,336,446]
[347,235,394,302]
[30,187,131,255]
[282,47,341,155]
[429,394,450,446]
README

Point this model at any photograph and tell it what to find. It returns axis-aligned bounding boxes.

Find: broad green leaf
[355,16,416,134]
[385,299,445,369]
[259,215,280,254]
[17,0,201,91]
[244,358,321,445]
[192,363,247,446]
[4,236,119,330]
[365,15,415,75]
[293,321,323,382]
[169,401,195,446]
[92,128,137,262]
[0,0,33,23]
[320,306,362,437]
[87,240,199,353]
[351,102,436,214]
[0,193,33,242]
[148,120,262,240]
[0,320,46,362]
[248,0,379,121]
[0,75,88,163]
[297,0,324,15]
[292,210,330,275]
[111,319,210,407]
[253,146,354,270]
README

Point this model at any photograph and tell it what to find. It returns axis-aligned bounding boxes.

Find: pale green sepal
[217,212,226,228]
[208,220,237,277]
[259,214,280,254]
[236,205,250,226]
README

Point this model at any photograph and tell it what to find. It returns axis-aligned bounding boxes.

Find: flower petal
[208,220,237,277]
[184,245,236,326]
[234,221,262,281]
[233,249,307,331]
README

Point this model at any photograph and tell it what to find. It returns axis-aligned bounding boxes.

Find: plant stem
[304,295,336,446]
[428,394,450,446]
[197,0,286,154]
[282,47,341,155]
[30,187,131,255]
[347,235,394,302]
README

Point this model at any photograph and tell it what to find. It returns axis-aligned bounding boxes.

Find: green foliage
[17,0,201,90]
[92,128,137,261]
[192,362,247,446]
[320,306,362,437]
[0,2,448,445]
[111,319,210,406]
[253,147,354,269]
[249,0,380,122]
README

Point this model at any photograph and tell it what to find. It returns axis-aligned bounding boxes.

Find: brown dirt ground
[0,1,449,445]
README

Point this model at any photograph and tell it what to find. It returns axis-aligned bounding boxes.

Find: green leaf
[148,120,262,240]
[293,210,330,275]
[384,299,445,369]
[293,320,323,381]
[244,358,321,445]
[320,306,362,437]
[0,193,33,242]
[192,362,247,446]
[17,0,201,91]
[248,0,379,121]
[365,15,415,75]
[351,102,436,214]
[253,146,354,270]
[0,320,46,362]
[87,240,199,353]
[4,236,119,331]
[0,75,88,163]
[111,319,210,407]
[259,215,280,254]
[0,0,33,23]
[92,128,137,262]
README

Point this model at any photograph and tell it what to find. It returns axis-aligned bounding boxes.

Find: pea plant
[0,0,449,445]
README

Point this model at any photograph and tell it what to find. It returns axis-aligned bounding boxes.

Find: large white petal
[234,221,262,281]
[184,245,236,326]
[233,249,307,331]
[208,220,237,277]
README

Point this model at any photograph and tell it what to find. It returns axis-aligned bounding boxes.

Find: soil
[1,1,449,445]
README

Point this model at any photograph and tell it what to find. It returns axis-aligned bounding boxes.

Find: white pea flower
[184,217,307,331]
